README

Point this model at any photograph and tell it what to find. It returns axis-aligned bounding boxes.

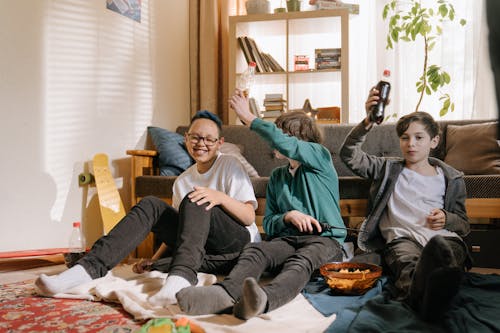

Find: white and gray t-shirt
[173,152,261,242]
[379,166,458,246]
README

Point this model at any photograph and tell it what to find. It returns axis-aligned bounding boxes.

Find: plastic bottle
[237,61,257,97]
[64,221,86,268]
[370,69,391,124]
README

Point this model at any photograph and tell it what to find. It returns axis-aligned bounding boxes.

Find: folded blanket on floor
[302,272,500,333]
[47,265,217,320]
[46,265,337,333]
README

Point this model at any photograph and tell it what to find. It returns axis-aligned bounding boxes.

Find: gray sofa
[127,119,500,258]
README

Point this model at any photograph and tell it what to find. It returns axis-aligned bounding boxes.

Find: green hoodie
[251,118,346,244]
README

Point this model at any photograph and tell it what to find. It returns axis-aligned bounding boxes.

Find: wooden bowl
[319,262,383,295]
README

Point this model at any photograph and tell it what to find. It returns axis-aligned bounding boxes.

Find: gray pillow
[148,126,194,176]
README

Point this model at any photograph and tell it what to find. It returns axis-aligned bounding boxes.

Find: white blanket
[52,265,336,333]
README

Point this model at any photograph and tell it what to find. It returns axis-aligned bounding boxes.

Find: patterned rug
[0,279,144,332]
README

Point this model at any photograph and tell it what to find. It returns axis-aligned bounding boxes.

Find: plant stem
[415,34,428,112]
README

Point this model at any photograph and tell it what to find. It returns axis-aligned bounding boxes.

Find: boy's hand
[188,186,225,210]
[284,210,322,234]
[229,89,257,126]
[426,208,446,230]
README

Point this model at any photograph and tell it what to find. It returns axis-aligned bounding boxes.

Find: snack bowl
[319,262,382,295]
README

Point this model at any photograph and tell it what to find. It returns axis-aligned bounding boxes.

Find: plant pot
[246,0,271,15]
[287,0,301,12]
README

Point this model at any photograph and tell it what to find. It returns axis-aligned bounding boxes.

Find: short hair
[274,111,323,144]
[396,111,441,139]
[190,110,223,134]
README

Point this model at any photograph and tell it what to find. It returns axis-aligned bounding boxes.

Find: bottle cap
[73,222,81,227]
[383,69,391,77]
[249,61,256,67]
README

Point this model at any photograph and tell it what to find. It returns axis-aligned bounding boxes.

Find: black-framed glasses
[186,133,219,146]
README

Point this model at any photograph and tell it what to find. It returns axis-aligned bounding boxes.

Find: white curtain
[346,0,496,123]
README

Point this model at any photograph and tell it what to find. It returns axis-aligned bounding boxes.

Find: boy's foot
[233,277,267,320]
[409,235,461,321]
[420,266,463,322]
[35,264,92,296]
[176,285,234,315]
[149,275,191,306]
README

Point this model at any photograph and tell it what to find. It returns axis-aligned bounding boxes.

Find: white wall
[0,0,190,252]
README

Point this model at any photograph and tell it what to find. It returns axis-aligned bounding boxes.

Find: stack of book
[237,36,285,73]
[315,48,341,70]
[315,0,359,14]
[261,93,286,118]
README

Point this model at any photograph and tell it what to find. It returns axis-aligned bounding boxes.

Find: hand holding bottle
[229,89,257,126]
[365,70,391,126]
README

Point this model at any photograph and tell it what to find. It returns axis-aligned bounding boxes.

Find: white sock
[149,275,191,306]
[35,264,92,296]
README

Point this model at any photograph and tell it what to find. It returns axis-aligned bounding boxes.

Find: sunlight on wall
[44,0,153,222]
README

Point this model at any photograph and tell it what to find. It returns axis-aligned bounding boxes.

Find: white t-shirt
[379,167,458,247]
[173,152,261,242]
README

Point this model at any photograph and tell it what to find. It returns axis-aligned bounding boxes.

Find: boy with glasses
[36,110,260,306]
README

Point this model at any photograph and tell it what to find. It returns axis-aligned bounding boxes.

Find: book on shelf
[315,1,359,14]
[264,93,284,100]
[264,104,285,111]
[315,48,341,70]
[249,97,260,117]
[237,36,285,73]
[260,110,283,118]
[238,37,253,66]
[315,48,341,57]
[263,53,285,72]
[245,37,267,73]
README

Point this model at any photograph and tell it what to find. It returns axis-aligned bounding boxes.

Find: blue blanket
[302,272,500,333]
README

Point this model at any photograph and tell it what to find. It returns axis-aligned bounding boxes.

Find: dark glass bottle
[370,69,391,124]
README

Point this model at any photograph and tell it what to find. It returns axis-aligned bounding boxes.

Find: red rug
[0,279,144,332]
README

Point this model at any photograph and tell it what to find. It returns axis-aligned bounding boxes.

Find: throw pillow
[220,142,260,177]
[444,122,500,175]
[148,126,194,176]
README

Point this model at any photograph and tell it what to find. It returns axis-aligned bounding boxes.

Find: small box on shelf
[294,55,310,71]
[316,106,340,124]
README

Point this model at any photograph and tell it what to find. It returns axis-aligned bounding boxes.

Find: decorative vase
[286,0,301,12]
[246,0,271,15]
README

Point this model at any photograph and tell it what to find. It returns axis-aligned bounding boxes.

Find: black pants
[78,195,250,284]
[219,235,343,312]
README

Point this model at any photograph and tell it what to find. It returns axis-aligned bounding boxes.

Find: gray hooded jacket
[340,121,470,252]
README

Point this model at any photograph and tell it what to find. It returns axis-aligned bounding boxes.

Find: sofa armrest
[126,150,158,206]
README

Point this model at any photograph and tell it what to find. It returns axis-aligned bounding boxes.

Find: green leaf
[440,107,447,117]
[439,4,448,17]
[443,72,451,84]
[460,19,466,26]
[391,29,399,42]
[382,5,389,19]
[425,86,432,95]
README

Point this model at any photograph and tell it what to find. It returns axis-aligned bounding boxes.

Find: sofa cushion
[220,142,259,177]
[444,122,500,175]
[148,126,194,176]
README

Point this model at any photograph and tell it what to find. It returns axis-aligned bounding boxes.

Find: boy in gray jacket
[340,88,470,322]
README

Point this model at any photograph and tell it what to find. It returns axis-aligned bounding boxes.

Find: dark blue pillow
[148,126,194,176]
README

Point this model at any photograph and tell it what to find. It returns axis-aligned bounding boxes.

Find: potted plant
[383,0,466,117]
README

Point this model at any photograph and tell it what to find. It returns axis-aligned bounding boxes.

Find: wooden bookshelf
[228,9,352,124]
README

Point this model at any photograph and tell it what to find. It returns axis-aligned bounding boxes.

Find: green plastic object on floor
[138,318,191,333]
